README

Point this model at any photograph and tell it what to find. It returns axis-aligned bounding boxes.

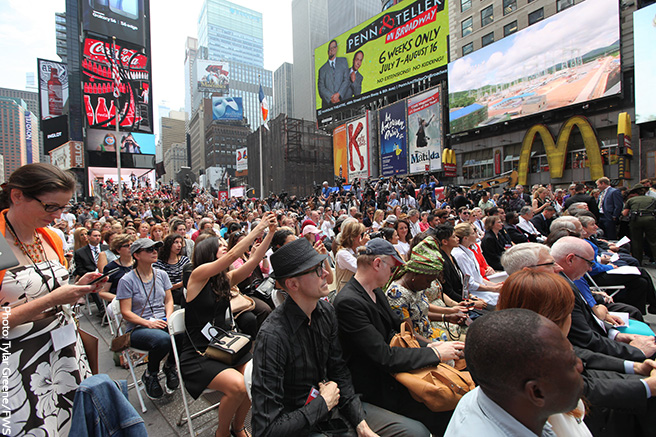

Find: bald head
[550,236,594,280]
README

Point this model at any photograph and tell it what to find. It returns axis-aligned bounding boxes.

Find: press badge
[305,386,320,405]
[51,322,77,351]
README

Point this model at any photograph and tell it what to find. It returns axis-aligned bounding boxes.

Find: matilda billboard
[314,0,448,120]
[407,87,442,173]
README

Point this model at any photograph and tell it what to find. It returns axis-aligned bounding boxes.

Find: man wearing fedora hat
[622,183,656,266]
[251,238,402,436]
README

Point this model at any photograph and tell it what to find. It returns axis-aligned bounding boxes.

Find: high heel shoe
[230,425,251,437]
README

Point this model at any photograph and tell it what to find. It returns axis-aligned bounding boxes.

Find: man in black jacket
[529,205,556,237]
[334,239,464,435]
[74,228,108,314]
[564,183,600,219]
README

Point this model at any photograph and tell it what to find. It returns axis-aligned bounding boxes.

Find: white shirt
[409,219,421,237]
[518,216,540,236]
[452,245,498,305]
[336,248,358,273]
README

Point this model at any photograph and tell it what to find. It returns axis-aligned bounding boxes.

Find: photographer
[398,189,417,211]
[417,185,435,212]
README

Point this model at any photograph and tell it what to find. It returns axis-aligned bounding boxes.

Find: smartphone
[89,267,120,285]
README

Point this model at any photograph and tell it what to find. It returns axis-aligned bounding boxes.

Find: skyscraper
[291,0,380,121]
[273,62,294,120]
[0,98,39,180]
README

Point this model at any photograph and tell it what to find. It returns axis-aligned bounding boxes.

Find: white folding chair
[243,360,253,401]
[108,299,148,413]
[585,272,625,298]
[168,309,222,436]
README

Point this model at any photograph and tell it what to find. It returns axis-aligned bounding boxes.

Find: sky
[0,0,294,122]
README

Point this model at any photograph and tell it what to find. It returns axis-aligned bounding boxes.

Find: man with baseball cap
[252,238,401,436]
[335,238,457,435]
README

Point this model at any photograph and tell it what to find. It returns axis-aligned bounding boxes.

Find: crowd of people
[4,162,656,436]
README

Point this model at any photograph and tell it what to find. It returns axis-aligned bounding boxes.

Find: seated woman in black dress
[480,215,507,271]
[180,212,277,437]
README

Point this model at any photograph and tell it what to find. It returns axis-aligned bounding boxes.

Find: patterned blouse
[385,281,442,341]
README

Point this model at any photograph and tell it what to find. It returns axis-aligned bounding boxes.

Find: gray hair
[578,215,596,228]
[550,216,579,233]
[408,209,419,218]
[520,206,533,216]
[501,243,551,275]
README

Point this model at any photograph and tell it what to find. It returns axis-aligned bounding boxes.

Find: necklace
[15,232,45,263]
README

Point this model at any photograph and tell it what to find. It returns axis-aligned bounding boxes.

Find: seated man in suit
[529,204,556,237]
[551,237,656,361]
[317,39,350,108]
[334,238,464,435]
[74,228,108,314]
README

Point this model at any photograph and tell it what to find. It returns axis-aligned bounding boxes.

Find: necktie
[598,189,606,213]
[92,246,99,265]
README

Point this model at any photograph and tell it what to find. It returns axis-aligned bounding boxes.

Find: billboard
[37,59,68,120]
[314,0,448,118]
[407,87,442,173]
[81,36,152,132]
[50,141,85,170]
[236,147,248,172]
[333,124,348,180]
[212,96,243,120]
[197,60,230,93]
[346,114,370,182]
[448,0,621,134]
[85,128,155,154]
[634,3,656,124]
[379,101,408,177]
[82,0,147,47]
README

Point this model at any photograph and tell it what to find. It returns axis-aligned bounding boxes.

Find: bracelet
[441,314,445,322]
[434,347,442,362]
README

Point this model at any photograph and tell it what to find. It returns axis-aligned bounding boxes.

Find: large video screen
[86,128,155,154]
[314,0,448,120]
[82,0,147,47]
[448,0,621,134]
[81,36,152,133]
[634,3,656,125]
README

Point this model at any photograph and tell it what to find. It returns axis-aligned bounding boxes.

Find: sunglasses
[121,244,132,249]
[139,247,157,253]
[291,263,324,278]
[31,196,69,213]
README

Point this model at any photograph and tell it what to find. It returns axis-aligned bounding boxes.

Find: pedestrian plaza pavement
[79,265,656,436]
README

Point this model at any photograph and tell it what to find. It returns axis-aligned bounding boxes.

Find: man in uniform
[623,183,656,266]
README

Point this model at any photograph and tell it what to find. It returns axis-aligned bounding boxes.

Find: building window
[557,0,575,11]
[461,0,472,12]
[462,42,474,56]
[482,32,494,47]
[481,5,494,27]
[503,0,517,15]
[528,8,544,25]
[504,21,518,37]
[462,17,473,37]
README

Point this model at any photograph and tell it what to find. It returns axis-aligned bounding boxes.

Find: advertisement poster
[42,115,69,154]
[38,59,69,121]
[448,0,620,134]
[236,147,248,172]
[407,87,441,173]
[314,0,448,119]
[86,128,155,154]
[379,101,407,177]
[81,36,152,133]
[346,114,370,182]
[82,0,147,47]
[212,96,243,120]
[197,60,230,93]
[493,147,503,175]
[634,3,656,124]
[333,124,348,180]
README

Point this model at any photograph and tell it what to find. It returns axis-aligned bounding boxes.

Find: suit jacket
[504,224,529,244]
[347,70,363,98]
[601,186,624,221]
[333,277,440,412]
[440,249,465,302]
[562,273,645,361]
[317,57,350,108]
[563,192,600,218]
[74,244,108,277]
[480,230,505,271]
[529,213,551,237]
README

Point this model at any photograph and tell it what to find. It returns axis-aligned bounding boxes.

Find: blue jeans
[129,326,174,373]
[70,374,147,437]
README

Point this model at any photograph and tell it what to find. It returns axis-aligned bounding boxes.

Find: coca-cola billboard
[82,0,147,48]
[37,59,68,121]
[81,36,152,133]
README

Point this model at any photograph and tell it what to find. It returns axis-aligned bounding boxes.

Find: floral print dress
[1,260,92,436]
[385,282,447,341]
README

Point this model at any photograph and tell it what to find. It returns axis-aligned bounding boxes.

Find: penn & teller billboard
[314,0,448,121]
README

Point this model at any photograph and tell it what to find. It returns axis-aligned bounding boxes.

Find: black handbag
[188,305,252,365]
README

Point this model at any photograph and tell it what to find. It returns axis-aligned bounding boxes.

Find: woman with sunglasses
[181,213,277,437]
[101,233,136,300]
[0,163,105,436]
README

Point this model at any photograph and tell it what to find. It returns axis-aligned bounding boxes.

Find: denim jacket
[70,374,147,437]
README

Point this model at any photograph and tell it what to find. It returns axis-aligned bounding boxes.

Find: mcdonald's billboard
[517,115,604,185]
[442,148,456,177]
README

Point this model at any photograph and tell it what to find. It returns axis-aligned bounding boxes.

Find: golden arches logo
[518,115,604,185]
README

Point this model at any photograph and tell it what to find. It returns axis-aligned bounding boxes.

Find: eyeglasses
[574,254,595,267]
[121,244,132,249]
[528,261,556,268]
[291,263,324,278]
[31,196,69,213]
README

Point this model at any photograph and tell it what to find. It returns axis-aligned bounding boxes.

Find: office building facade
[0,98,39,180]
[273,62,294,120]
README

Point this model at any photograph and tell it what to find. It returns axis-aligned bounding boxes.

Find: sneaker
[142,370,163,399]
[163,364,180,393]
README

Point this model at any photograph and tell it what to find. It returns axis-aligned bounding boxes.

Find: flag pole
[113,36,122,202]
[259,126,263,199]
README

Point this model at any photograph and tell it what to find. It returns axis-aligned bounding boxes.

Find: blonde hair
[336,221,365,252]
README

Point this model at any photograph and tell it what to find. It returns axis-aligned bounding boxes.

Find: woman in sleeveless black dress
[180,213,277,437]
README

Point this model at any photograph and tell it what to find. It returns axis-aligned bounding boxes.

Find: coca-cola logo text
[84,39,147,69]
